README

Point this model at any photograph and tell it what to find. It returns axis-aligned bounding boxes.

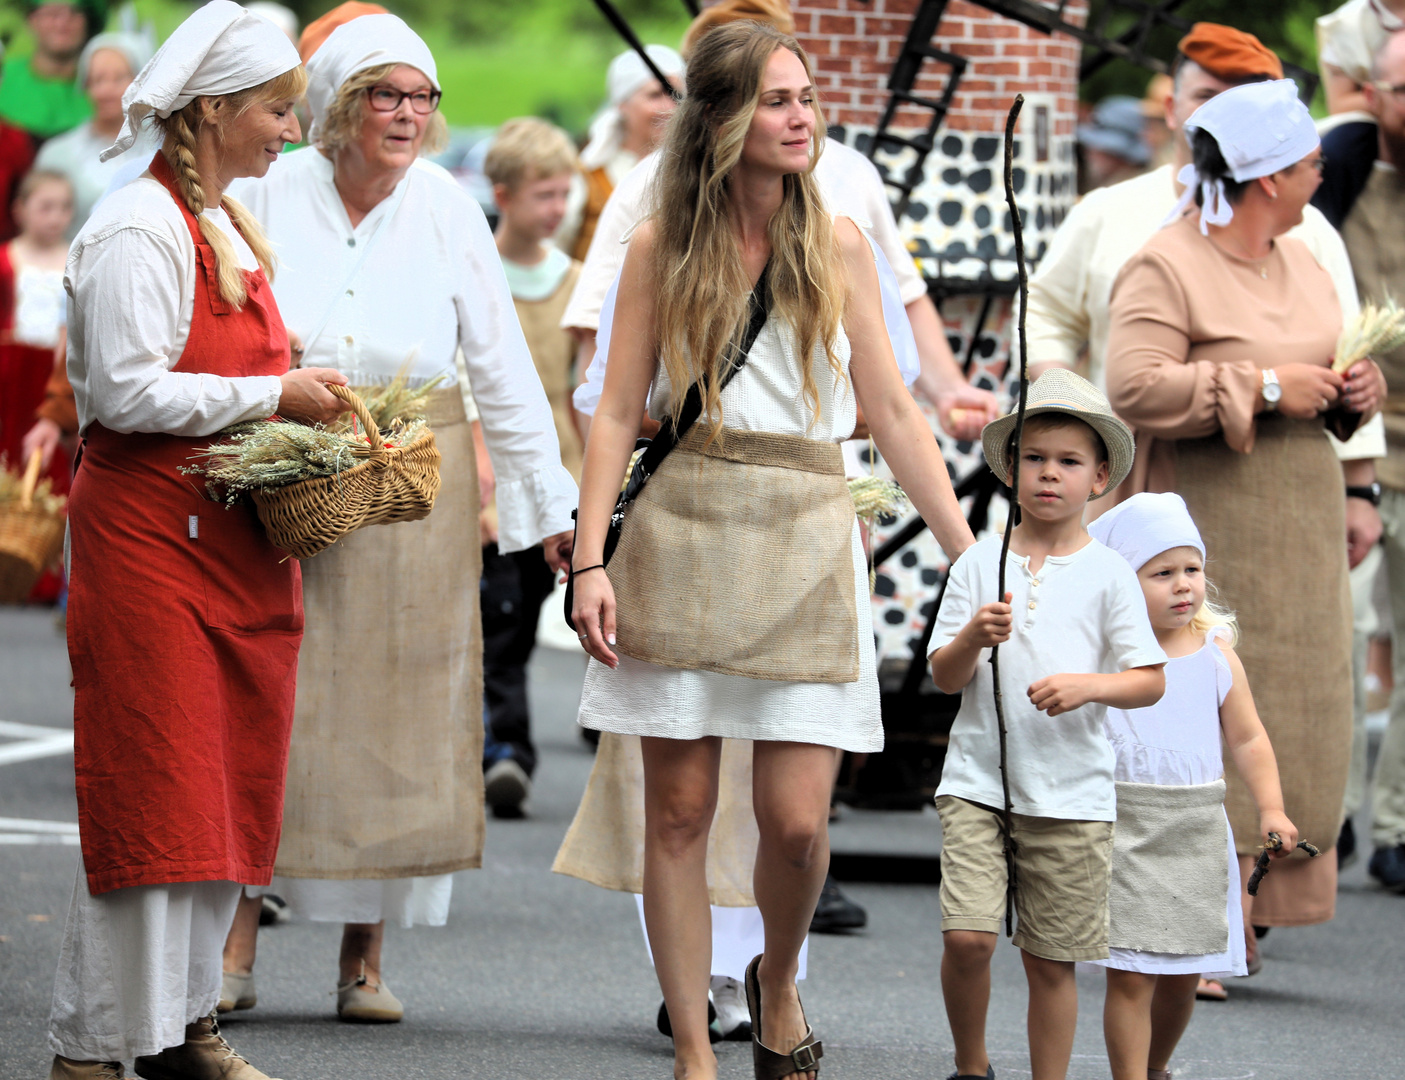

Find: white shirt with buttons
[929,532,1167,822]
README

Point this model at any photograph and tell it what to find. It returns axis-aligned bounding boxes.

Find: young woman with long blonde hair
[569,22,974,1080]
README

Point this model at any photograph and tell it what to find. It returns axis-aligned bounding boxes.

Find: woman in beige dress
[1107,80,1386,953]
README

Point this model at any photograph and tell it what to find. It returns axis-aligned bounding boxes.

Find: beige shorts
[936,794,1114,962]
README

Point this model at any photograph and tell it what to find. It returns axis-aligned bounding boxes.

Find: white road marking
[0,817,80,845]
[0,719,74,766]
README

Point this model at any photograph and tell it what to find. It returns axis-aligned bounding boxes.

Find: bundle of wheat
[1334,297,1405,374]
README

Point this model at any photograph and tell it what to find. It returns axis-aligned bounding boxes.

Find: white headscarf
[579,45,684,171]
[304,13,439,146]
[1164,78,1320,235]
[77,32,153,89]
[1087,492,1205,572]
[103,0,300,161]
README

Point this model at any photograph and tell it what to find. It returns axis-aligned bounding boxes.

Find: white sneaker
[710,975,752,1042]
[218,970,256,1013]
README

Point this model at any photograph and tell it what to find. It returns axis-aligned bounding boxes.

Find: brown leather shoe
[133,1013,281,1080]
[49,1058,132,1080]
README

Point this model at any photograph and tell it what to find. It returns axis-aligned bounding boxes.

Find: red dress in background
[0,242,70,602]
[0,121,35,242]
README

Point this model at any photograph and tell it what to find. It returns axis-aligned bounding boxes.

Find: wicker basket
[251,383,441,558]
[0,450,66,604]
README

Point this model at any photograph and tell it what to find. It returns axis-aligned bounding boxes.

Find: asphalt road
[1,606,1402,1080]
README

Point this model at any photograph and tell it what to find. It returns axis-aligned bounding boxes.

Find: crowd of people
[1,1,1402,1079]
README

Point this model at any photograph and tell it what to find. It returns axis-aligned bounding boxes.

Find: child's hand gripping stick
[1245,831,1322,896]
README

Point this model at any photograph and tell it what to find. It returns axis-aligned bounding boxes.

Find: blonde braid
[162,101,256,308]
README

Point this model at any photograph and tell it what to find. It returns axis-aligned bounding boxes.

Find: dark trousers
[480,542,556,776]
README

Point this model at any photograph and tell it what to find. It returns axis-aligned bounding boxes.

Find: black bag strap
[620,261,772,504]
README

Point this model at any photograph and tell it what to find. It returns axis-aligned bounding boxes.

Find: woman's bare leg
[1104,968,1157,1080]
[641,735,723,1080]
[1147,972,1199,1072]
[222,890,262,974]
[751,741,838,1080]
[340,922,385,985]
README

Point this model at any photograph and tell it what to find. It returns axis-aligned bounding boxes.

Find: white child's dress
[1093,627,1248,977]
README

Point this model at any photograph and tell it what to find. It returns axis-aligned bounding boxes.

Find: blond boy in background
[479,118,585,817]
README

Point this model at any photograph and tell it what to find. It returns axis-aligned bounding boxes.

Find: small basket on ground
[0,450,67,604]
[251,383,441,558]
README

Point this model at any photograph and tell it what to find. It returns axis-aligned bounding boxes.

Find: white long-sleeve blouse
[66,173,285,437]
[230,149,577,553]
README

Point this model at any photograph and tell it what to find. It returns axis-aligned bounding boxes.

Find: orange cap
[681,0,795,59]
[297,1,389,63]
[1176,22,1283,82]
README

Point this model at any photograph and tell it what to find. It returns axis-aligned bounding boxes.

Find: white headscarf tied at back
[305,14,439,146]
[103,0,300,161]
[1162,78,1319,235]
[1087,491,1205,572]
[580,45,685,171]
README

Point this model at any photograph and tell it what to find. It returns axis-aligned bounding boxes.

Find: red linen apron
[67,154,303,895]
[0,243,70,602]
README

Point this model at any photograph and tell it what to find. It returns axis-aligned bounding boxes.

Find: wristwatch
[1261,368,1282,411]
[1347,482,1382,506]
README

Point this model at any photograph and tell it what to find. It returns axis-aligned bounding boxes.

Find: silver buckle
[791,1043,819,1070]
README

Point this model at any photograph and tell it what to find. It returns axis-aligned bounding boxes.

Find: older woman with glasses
[220,12,577,1024]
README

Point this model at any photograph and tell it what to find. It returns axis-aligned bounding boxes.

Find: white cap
[1087,492,1206,572]
[103,0,300,161]
[305,12,439,146]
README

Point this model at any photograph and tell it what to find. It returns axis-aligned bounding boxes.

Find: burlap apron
[1173,414,1350,924]
[552,733,760,907]
[1108,780,1229,954]
[275,388,484,880]
[609,426,858,682]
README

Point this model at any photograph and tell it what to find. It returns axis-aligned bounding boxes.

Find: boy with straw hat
[928,369,1167,1080]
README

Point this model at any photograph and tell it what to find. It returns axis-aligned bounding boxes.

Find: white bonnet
[1164,78,1319,235]
[1087,492,1206,572]
[77,31,152,88]
[304,13,439,145]
[580,45,684,171]
[103,0,300,161]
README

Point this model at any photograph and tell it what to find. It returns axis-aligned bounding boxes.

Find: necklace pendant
[1260,265,1269,280]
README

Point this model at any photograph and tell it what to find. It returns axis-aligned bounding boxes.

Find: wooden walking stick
[990,93,1030,938]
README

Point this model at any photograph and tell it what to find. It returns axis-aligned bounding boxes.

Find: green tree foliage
[1080,0,1330,103]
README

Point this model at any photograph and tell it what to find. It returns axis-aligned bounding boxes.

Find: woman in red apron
[45,6,348,1079]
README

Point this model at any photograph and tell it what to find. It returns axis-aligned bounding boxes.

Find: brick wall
[790,0,1086,135]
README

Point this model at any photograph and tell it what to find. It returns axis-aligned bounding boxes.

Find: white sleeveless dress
[576,313,884,753]
[1093,628,1248,976]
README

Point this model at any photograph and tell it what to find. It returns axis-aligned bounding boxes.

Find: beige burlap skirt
[609,426,858,683]
[1108,780,1229,954]
[274,389,484,880]
[1173,415,1349,925]
[552,733,760,907]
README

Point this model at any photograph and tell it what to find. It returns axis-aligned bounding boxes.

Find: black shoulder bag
[564,266,772,631]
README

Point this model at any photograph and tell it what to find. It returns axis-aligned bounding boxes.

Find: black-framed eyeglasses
[365,85,441,114]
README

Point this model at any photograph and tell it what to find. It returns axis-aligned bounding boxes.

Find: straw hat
[981,368,1135,500]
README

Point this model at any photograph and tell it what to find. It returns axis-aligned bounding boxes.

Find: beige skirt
[609,426,859,683]
[1173,415,1349,925]
[552,733,760,907]
[274,390,484,880]
[1108,781,1229,954]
